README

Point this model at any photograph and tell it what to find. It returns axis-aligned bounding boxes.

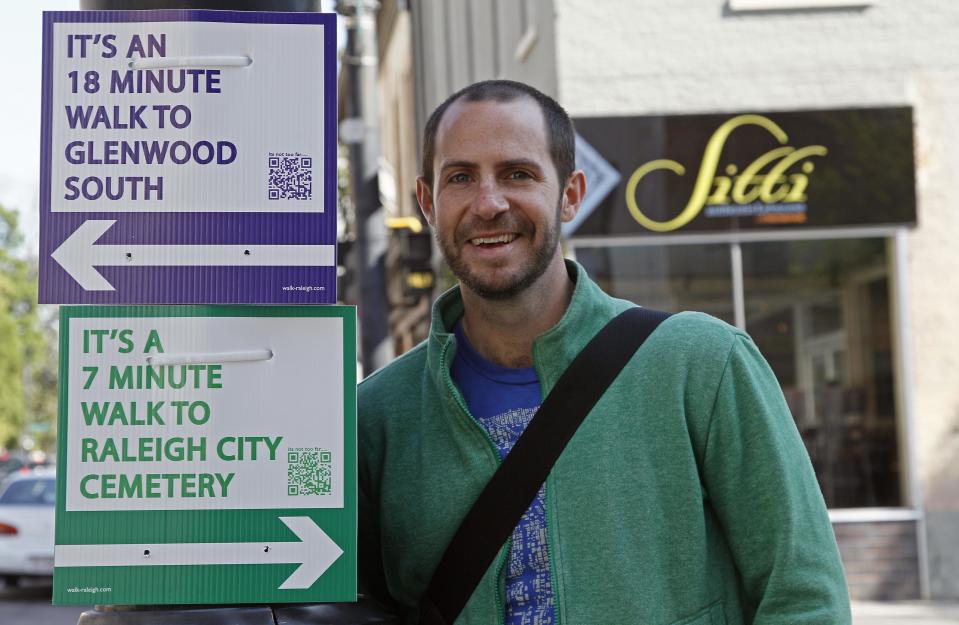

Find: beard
[436,200,562,301]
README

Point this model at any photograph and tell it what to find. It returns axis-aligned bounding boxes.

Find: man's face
[417,98,577,300]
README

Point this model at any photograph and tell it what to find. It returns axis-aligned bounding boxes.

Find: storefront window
[575,236,903,509]
[741,238,901,508]
[575,244,735,324]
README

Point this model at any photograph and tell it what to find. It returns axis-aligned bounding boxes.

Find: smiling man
[416,85,583,369]
[357,80,851,625]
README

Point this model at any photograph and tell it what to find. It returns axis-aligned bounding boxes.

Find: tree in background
[0,204,57,451]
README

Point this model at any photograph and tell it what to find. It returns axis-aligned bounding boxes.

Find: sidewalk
[852,601,959,624]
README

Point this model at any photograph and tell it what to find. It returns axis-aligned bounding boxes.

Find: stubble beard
[437,200,563,301]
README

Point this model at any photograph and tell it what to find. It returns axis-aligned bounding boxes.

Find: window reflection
[742,239,900,508]
[575,244,734,324]
[577,237,902,509]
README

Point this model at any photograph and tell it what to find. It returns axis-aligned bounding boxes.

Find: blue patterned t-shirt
[451,321,555,625]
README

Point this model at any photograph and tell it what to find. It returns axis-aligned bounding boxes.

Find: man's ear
[560,170,586,223]
[416,176,436,227]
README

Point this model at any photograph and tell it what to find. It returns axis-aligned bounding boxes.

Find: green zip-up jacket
[358,262,851,625]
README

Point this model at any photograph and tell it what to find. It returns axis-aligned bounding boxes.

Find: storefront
[569,107,921,598]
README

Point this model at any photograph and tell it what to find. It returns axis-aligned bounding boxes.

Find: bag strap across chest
[419,306,672,625]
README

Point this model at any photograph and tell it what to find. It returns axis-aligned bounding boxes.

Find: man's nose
[472,179,509,219]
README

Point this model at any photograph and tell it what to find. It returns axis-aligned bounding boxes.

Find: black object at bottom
[76,599,401,625]
[419,307,672,625]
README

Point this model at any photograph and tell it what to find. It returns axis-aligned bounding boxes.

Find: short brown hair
[421,80,576,188]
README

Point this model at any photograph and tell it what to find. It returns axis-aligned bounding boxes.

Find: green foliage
[0,205,57,450]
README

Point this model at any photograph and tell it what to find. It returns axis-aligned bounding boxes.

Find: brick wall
[834,521,920,600]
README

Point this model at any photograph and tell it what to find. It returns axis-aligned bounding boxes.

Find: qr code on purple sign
[268,153,312,200]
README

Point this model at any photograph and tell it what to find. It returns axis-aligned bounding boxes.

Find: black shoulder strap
[419,306,672,625]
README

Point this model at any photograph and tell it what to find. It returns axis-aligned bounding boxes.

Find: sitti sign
[573,107,916,236]
[625,115,827,232]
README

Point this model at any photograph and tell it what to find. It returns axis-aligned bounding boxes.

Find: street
[852,601,959,625]
[0,581,89,625]
[2,578,959,625]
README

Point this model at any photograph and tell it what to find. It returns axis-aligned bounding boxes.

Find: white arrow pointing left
[51,219,336,291]
[54,516,343,590]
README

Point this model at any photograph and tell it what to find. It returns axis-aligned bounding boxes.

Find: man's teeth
[471,234,517,245]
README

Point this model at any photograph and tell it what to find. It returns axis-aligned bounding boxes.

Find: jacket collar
[425,260,627,395]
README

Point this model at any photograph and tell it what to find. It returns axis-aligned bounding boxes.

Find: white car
[0,470,56,585]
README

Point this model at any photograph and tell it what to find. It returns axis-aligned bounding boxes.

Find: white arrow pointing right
[54,516,343,590]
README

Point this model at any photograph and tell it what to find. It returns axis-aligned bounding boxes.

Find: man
[358,80,850,625]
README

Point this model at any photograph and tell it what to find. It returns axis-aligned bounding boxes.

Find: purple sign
[40,10,337,304]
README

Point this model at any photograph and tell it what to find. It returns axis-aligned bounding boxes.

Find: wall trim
[729,0,875,11]
[829,508,922,524]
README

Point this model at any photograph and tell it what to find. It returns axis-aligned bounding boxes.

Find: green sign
[54,306,356,605]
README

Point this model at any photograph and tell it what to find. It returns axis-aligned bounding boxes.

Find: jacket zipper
[494,538,510,625]
[440,339,509,625]
[538,354,562,625]
[544,477,562,625]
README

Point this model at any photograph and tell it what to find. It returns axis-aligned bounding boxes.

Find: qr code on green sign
[287,448,332,496]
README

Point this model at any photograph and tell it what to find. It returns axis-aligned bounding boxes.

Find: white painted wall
[557,1,959,116]
[555,0,959,598]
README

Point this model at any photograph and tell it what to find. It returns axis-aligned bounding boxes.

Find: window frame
[568,225,918,519]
